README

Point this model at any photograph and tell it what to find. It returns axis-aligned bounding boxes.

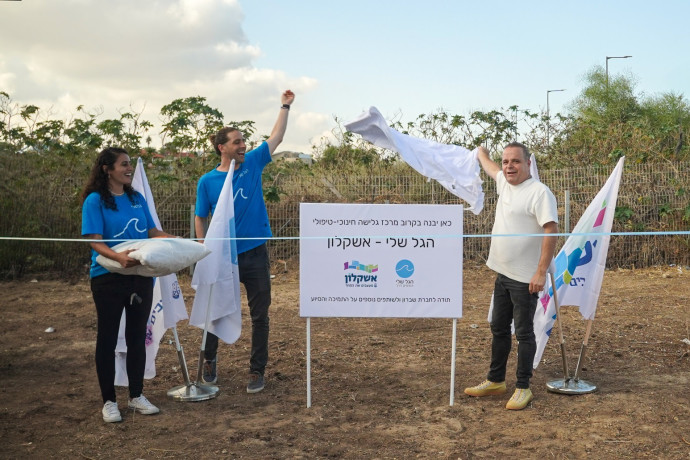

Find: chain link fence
[1,152,688,279]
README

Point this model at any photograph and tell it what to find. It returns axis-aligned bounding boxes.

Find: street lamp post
[605,55,632,89]
[546,89,566,152]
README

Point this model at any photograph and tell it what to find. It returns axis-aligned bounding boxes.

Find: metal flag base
[167,382,220,401]
[546,378,597,395]
[166,330,220,402]
[544,272,599,396]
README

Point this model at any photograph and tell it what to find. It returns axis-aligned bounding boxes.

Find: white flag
[529,153,540,182]
[189,161,242,344]
[114,158,189,385]
[533,157,625,368]
[344,106,484,214]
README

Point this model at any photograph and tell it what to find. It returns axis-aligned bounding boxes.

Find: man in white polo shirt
[465,142,558,410]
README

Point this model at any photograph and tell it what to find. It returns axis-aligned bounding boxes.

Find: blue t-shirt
[82,191,156,278]
[195,141,272,254]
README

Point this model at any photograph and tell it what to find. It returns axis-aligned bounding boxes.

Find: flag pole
[167,286,220,401]
[546,289,597,395]
[171,326,191,386]
[195,284,214,384]
[572,319,597,392]
[550,272,571,380]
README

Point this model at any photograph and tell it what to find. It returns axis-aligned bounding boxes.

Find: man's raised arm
[266,90,296,155]
[477,146,500,181]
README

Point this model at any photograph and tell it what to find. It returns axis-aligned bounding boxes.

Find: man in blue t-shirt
[194,90,295,393]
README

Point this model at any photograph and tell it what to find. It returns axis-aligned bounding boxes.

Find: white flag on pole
[115,158,189,386]
[189,162,242,344]
[529,153,540,182]
[533,157,625,368]
[344,106,484,214]
[131,157,189,328]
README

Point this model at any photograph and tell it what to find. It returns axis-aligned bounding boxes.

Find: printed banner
[300,203,463,318]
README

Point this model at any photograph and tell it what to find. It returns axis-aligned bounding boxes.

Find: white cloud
[0,56,15,93]
[0,0,328,153]
[280,112,332,154]
[167,0,229,28]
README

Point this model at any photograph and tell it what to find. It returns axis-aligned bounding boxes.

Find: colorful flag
[189,161,242,344]
[533,157,625,368]
[344,106,484,214]
[115,158,189,386]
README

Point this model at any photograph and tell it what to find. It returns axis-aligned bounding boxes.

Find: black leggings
[91,273,153,403]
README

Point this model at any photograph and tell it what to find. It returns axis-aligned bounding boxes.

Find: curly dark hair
[81,147,136,210]
[209,127,241,155]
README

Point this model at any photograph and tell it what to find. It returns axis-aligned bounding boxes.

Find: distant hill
[273,150,313,165]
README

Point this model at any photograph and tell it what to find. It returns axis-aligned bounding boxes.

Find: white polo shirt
[486,171,558,283]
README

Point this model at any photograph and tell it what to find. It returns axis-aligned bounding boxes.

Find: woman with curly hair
[81,146,175,422]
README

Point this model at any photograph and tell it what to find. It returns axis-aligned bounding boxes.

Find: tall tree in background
[548,67,690,166]
[640,92,690,159]
[159,96,224,153]
[98,108,153,154]
[571,66,642,124]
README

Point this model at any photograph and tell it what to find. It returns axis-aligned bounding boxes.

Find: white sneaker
[102,401,122,423]
[127,395,160,415]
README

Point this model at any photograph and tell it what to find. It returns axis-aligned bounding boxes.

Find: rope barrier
[1,230,688,243]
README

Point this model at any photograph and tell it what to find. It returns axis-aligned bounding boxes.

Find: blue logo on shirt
[113,218,147,238]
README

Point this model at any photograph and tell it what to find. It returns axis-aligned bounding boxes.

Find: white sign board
[300,203,463,318]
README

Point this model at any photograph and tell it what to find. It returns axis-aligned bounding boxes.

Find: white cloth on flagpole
[530,153,540,182]
[533,157,625,368]
[344,106,484,214]
[131,157,188,327]
[115,158,189,386]
[189,161,242,344]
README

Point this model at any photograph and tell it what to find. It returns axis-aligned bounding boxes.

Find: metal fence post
[564,190,570,236]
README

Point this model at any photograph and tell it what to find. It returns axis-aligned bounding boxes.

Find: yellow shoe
[506,388,533,410]
[464,380,507,397]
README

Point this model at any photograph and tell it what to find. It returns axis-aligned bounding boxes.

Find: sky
[1,0,689,154]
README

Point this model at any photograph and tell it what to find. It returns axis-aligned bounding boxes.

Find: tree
[97,107,153,153]
[313,118,395,170]
[570,66,642,124]
[640,92,690,159]
[0,92,27,149]
[549,67,690,166]
[160,96,224,153]
[390,108,518,154]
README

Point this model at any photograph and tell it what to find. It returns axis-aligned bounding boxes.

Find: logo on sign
[344,260,378,273]
[395,259,414,278]
[343,260,378,287]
